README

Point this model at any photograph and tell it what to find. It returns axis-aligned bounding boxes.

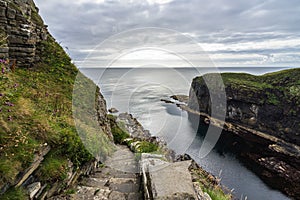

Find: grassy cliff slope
[0,5,114,199]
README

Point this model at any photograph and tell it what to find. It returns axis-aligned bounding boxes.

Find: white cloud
[74,0,105,4]
[146,0,174,5]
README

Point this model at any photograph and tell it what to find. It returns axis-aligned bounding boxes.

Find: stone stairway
[71,145,143,200]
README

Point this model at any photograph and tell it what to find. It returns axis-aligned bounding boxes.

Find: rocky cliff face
[0,0,48,67]
[189,69,300,144]
[188,68,300,198]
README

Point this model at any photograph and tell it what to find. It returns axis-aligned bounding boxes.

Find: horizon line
[78,66,296,69]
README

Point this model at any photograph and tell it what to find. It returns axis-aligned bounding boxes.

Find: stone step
[127,192,143,200]
[94,167,139,179]
[109,182,140,193]
[109,177,138,185]
[108,177,141,193]
[79,177,109,188]
[108,191,143,200]
[70,145,144,200]
[105,157,139,173]
[72,186,111,200]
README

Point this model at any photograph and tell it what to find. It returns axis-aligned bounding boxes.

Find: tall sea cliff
[188,69,300,198]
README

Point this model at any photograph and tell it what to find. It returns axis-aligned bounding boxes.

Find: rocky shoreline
[167,89,300,198]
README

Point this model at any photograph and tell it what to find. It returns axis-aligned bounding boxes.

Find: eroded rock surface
[141,153,197,200]
[0,0,48,67]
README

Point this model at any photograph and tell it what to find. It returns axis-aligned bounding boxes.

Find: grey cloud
[35,0,300,66]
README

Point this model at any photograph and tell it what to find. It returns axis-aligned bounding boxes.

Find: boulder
[141,153,197,199]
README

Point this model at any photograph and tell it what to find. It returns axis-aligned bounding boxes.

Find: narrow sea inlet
[81,67,290,200]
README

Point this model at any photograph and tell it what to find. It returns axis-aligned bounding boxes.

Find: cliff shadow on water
[187,112,263,156]
[188,111,299,199]
[187,68,300,199]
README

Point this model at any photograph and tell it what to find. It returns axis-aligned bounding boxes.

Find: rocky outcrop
[0,0,48,67]
[187,69,300,198]
[0,146,50,195]
[96,87,114,141]
[108,107,119,114]
[117,112,152,140]
[117,112,175,161]
[15,146,50,188]
[189,69,300,144]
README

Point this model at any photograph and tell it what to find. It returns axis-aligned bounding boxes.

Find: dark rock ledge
[162,91,300,198]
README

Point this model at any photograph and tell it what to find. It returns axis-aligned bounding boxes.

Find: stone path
[71,145,143,200]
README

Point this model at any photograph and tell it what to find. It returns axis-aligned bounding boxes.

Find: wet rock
[176,153,192,161]
[160,98,174,104]
[171,94,189,104]
[108,107,119,113]
[189,72,300,144]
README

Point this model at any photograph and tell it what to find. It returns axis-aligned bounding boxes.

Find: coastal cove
[81,67,292,200]
[1,0,299,198]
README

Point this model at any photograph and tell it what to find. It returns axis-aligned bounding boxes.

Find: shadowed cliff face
[189,68,300,144]
[188,68,300,198]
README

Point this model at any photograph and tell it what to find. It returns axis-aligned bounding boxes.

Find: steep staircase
[71,145,143,200]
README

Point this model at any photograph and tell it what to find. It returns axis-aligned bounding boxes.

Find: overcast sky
[35,0,300,67]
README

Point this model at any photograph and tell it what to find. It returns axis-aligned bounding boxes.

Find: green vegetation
[191,168,231,200]
[0,36,114,197]
[202,187,231,200]
[65,188,76,195]
[108,114,159,153]
[194,68,300,105]
[108,114,130,144]
[136,141,159,153]
[30,7,44,27]
[0,187,27,200]
[37,153,68,182]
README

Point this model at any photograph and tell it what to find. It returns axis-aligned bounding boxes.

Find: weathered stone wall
[0,0,48,67]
